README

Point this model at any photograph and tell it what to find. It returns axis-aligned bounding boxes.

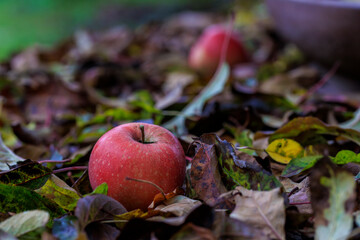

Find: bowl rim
[267,0,360,10]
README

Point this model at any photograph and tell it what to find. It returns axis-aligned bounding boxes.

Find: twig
[38,158,71,164]
[53,166,88,174]
[101,219,129,224]
[297,61,340,105]
[125,177,166,200]
[289,201,311,206]
[72,169,88,190]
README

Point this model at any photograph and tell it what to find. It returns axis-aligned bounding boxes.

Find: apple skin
[88,123,186,210]
[188,25,248,74]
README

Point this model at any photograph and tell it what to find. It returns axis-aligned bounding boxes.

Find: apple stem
[125,176,166,199]
[140,125,145,143]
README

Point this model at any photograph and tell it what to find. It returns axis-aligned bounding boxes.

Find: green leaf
[281,155,323,177]
[76,124,111,143]
[0,135,25,171]
[310,158,356,240]
[66,145,92,165]
[76,108,138,128]
[89,182,108,196]
[163,63,230,135]
[212,135,281,191]
[130,90,162,121]
[52,216,80,240]
[0,183,65,218]
[0,160,52,190]
[332,150,360,165]
[35,174,80,211]
[269,116,360,146]
[225,125,255,155]
[0,210,49,237]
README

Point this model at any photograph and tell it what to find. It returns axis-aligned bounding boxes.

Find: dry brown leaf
[287,177,312,214]
[221,186,286,240]
[170,223,216,240]
[149,187,185,210]
[155,72,195,110]
[154,195,202,217]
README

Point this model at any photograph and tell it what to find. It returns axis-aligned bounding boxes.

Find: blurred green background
[0,0,226,61]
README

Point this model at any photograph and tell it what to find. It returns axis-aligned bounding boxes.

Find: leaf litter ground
[1,4,360,240]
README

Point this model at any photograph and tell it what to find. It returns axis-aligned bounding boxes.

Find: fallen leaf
[154,195,202,217]
[332,150,360,165]
[115,209,152,221]
[155,72,194,110]
[190,134,281,206]
[0,135,25,170]
[75,194,127,229]
[266,138,304,164]
[0,184,65,218]
[84,222,120,240]
[212,210,267,239]
[258,74,304,100]
[52,215,81,240]
[119,205,213,240]
[221,186,286,240]
[0,159,52,190]
[35,174,80,211]
[170,223,216,240]
[163,63,230,135]
[149,187,184,209]
[268,116,360,145]
[356,211,360,227]
[281,155,323,178]
[0,210,49,237]
[189,135,228,206]
[287,177,312,214]
[87,182,108,196]
[310,157,356,240]
[82,68,127,108]
[0,229,17,240]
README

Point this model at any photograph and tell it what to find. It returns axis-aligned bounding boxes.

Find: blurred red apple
[88,123,186,210]
[188,25,248,74]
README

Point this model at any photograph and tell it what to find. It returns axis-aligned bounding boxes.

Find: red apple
[188,25,248,74]
[88,123,186,210]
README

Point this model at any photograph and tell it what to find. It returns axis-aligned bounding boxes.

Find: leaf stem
[140,125,145,143]
[125,177,166,199]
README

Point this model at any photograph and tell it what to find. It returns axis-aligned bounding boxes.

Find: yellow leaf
[266,138,304,164]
